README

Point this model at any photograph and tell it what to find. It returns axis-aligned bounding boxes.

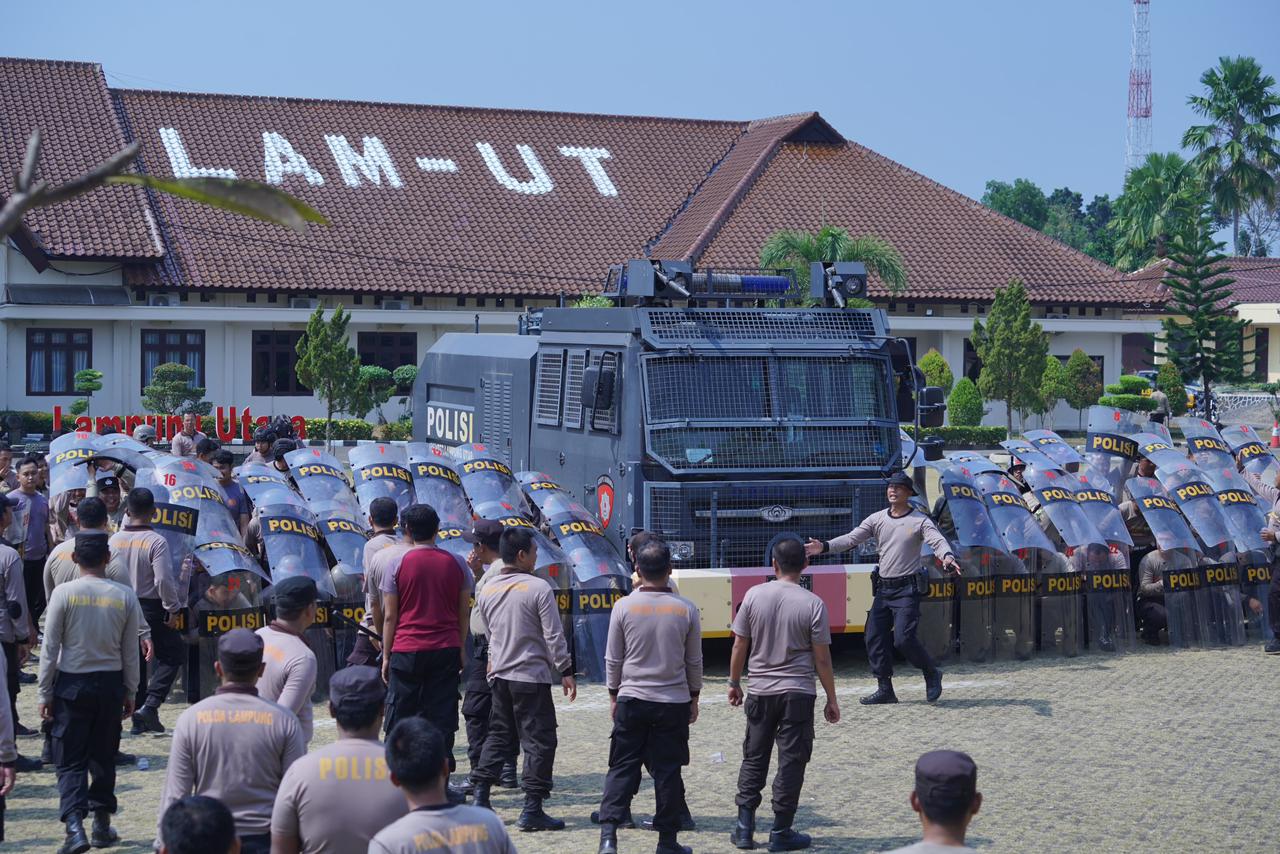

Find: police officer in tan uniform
[256,576,319,743]
[157,628,306,854]
[270,665,407,853]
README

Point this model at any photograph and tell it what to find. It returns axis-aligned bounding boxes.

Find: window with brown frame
[141,329,206,391]
[27,328,91,395]
[252,330,310,396]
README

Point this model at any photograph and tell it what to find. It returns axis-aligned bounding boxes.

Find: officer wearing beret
[883,750,982,853]
[271,665,407,854]
[806,472,959,705]
[158,628,306,854]
[39,531,141,853]
[256,576,320,743]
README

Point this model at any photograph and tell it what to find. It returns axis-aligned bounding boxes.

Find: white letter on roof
[475,143,553,195]
[323,135,403,188]
[263,132,324,186]
[558,146,617,197]
[158,128,237,179]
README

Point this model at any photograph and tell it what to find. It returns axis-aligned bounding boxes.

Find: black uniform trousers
[471,677,557,797]
[598,698,690,831]
[461,638,493,772]
[1136,598,1167,641]
[1,642,19,729]
[1269,566,1280,637]
[385,647,461,772]
[51,670,123,822]
[22,558,46,628]
[136,598,183,710]
[866,581,937,679]
[734,692,815,816]
[238,834,270,854]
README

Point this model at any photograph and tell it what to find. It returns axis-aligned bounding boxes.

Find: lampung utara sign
[159,128,619,197]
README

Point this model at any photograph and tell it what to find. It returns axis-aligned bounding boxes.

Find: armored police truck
[414,260,943,636]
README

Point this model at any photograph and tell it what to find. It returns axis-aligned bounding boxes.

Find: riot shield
[1154,549,1203,649]
[1154,463,1233,556]
[1062,471,1133,548]
[1221,424,1280,483]
[138,468,255,579]
[1174,418,1243,479]
[570,573,631,681]
[917,556,957,663]
[1130,432,1192,471]
[944,452,1005,475]
[1081,542,1136,652]
[286,448,361,519]
[472,501,573,588]
[154,455,223,483]
[1203,466,1272,555]
[1201,561,1246,647]
[407,458,472,529]
[973,474,1057,554]
[1037,549,1085,657]
[954,547,996,663]
[517,471,574,514]
[1023,466,1107,549]
[47,431,102,498]
[1122,478,1201,553]
[1239,554,1275,642]
[999,440,1062,472]
[937,469,1007,553]
[1160,554,1246,649]
[149,502,198,604]
[348,444,415,515]
[1084,406,1142,496]
[188,568,267,702]
[311,502,369,574]
[1145,420,1173,444]
[238,464,293,507]
[455,446,532,517]
[1023,429,1085,470]
[990,549,1037,661]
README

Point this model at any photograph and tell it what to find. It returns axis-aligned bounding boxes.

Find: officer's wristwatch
[727,679,741,689]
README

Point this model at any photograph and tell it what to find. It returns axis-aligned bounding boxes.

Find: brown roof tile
[1126,255,1280,308]
[698,141,1158,306]
[0,57,161,260]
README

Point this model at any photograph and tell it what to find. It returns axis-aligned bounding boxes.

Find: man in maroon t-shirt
[380,504,470,780]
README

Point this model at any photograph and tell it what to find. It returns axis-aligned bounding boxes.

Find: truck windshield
[642,354,896,472]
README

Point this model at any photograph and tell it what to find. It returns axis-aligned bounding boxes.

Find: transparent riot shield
[1203,466,1272,555]
[1155,463,1233,557]
[973,474,1057,554]
[47,431,102,498]
[1145,420,1173,444]
[1130,432,1193,472]
[348,444,415,516]
[1200,561,1246,647]
[1239,554,1275,642]
[991,548,1038,661]
[1175,419,1245,481]
[517,472,575,530]
[312,503,369,573]
[955,547,996,663]
[1024,466,1108,549]
[570,574,630,681]
[1038,549,1085,657]
[999,440,1062,473]
[1153,549,1204,649]
[1084,406,1143,496]
[1069,471,1134,548]
[1122,478,1202,554]
[1221,424,1280,484]
[456,447,532,517]
[1023,430,1085,470]
[286,448,361,519]
[473,501,573,590]
[937,469,1008,553]
[407,458,472,529]
[149,502,198,603]
[1081,542,1136,652]
[327,561,366,670]
[917,555,957,663]
[189,567,267,703]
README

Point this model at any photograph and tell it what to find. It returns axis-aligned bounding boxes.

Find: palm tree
[1182,56,1280,253]
[759,226,908,300]
[1109,152,1206,270]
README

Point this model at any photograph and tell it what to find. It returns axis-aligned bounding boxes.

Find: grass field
[4,640,1277,852]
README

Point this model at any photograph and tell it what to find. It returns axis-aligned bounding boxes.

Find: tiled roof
[1128,256,1280,305]
[0,57,161,260]
[698,141,1159,306]
[114,89,743,295]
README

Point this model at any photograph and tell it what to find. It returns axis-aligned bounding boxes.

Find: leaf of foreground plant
[106,175,328,233]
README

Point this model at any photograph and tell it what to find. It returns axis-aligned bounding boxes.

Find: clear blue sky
[5,0,1279,204]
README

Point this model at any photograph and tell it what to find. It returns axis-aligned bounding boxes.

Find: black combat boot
[598,822,619,854]
[473,781,492,810]
[592,808,636,829]
[767,811,811,851]
[730,805,756,849]
[517,793,566,831]
[59,812,90,854]
[499,760,519,788]
[656,829,692,854]
[130,704,164,734]
[860,678,898,705]
[91,810,119,848]
[643,808,696,831]
[1265,638,1280,654]
[924,668,943,703]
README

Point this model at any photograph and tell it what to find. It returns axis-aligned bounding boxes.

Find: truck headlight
[669,541,695,561]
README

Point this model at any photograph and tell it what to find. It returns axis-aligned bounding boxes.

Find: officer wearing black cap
[270,665,407,853]
[38,531,141,853]
[256,575,319,743]
[158,628,305,854]
[883,750,982,853]
[96,476,126,530]
[243,427,276,467]
[806,472,959,705]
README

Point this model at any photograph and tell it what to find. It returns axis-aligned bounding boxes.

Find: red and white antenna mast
[1126,0,1152,174]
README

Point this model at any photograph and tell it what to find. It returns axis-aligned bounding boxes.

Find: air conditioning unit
[147,293,179,307]
[382,300,408,311]
[1046,313,1070,320]
[289,297,319,310]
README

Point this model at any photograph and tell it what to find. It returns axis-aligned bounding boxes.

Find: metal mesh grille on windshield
[642,309,878,344]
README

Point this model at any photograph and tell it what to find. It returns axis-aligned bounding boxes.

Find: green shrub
[1097,394,1157,412]
[1106,375,1152,396]
[0,411,56,435]
[303,418,374,440]
[379,420,413,441]
[947,378,984,426]
[1156,362,1188,416]
[904,425,1007,447]
[918,349,954,395]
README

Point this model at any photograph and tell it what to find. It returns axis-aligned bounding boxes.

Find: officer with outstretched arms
[38,531,141,853]
[371,717,516,854]
[255,576,319,744]
[269,665,407,854]
[113,487,182,736]
[595,540,702,854]
[806,472,959,705]
[469,526,575,832]
[728,537,840,852]
[157,628,306,854]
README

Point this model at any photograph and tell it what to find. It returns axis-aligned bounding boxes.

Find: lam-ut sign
[160,128,620,197]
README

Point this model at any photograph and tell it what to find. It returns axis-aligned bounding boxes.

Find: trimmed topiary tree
[948,377,984,426]
[1099,374,1158,412]
[918,348,954,395]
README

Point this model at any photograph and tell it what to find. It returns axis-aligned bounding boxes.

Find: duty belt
[876,572,916,590]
